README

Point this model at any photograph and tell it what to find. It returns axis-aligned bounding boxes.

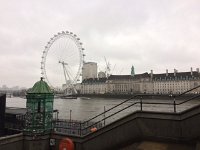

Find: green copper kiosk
[24,78,54,150]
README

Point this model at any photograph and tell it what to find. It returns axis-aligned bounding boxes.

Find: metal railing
[53,85,200,137]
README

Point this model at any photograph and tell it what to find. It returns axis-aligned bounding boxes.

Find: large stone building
[79,68,200,95]
[81,78,107,94]
[82,62,97,81]
[82,62,97,80]
[152,68,200,94]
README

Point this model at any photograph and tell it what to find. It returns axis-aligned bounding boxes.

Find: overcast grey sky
[0,0,200,88]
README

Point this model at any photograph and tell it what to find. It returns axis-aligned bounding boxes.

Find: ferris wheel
[41,31,85,91]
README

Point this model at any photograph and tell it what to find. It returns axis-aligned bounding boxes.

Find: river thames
[6,97,200,121]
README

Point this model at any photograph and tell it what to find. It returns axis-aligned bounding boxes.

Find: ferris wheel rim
[41,31,85,89]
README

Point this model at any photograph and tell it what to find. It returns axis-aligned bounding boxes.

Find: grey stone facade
[79,69,200,95]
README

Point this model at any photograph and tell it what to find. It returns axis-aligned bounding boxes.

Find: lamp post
[70,110,72,122]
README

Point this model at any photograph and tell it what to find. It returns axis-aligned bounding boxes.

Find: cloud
[0,0,200,87]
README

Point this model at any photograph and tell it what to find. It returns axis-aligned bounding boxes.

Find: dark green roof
[28,78,53,94]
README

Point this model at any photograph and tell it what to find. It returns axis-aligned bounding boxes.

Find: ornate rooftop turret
[131,65,135,77]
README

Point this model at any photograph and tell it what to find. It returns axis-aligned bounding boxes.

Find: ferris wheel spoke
[66,65,74,78]
[60,38,71,59]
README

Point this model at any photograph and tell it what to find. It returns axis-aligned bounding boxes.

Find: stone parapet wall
[0,133,23,150]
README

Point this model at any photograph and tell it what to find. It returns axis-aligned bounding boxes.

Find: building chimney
[197,68,199,73]
[191,67,193,76]
[174,69,176,76]
[150,70,153,79]
[166,69,168,76]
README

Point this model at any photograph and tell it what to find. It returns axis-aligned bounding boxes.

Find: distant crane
[119,68,124,75]
[104,57,111,77]
[111,64,116,75]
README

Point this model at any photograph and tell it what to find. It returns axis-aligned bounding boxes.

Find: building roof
[6,107,27,115]
[83,62,97,65]
[5,107,58,115]
[27,78,53,94]
[108,75,133,80]
[133,73,150,79]
[81,71,200,83]
[152,71,200,80]
[82,78,107,84]
[107,73,150,80]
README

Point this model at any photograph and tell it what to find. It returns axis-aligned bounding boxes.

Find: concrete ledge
[0,133,23,145]
[0,133,23,150]
[121,141,195,150]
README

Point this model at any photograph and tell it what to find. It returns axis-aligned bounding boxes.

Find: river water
[6,97,200,121]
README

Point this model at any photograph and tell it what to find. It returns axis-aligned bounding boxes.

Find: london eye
[41,31,85,93]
